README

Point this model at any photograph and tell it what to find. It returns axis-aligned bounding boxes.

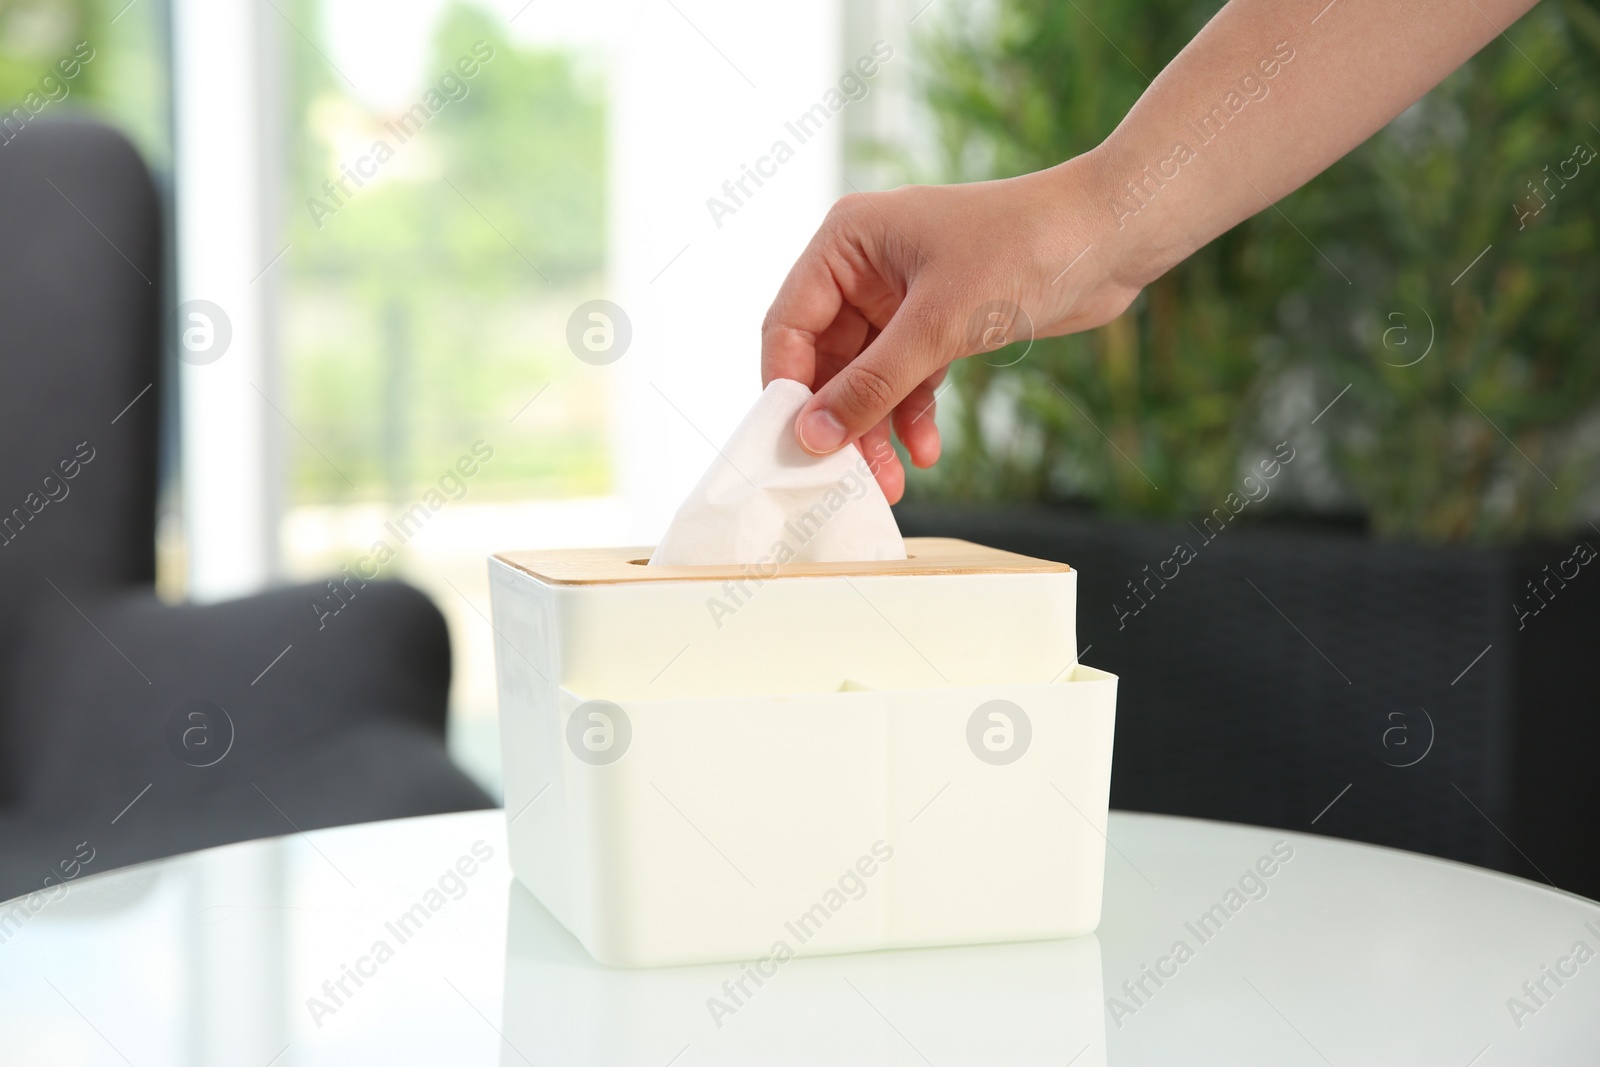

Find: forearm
[1077,0,1542,287]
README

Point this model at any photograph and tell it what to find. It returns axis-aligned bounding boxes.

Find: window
[276,1,615,788]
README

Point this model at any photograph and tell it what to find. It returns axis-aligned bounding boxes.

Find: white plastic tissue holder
[488,538,1117,968]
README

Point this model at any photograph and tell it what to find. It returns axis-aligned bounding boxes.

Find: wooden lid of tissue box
[495,537,1069,585]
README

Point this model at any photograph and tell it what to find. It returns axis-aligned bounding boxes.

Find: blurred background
[3,0,1597,892]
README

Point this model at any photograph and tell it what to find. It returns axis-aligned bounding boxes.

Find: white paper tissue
[649,379,907,567]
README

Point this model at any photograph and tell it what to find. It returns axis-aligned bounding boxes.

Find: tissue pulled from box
[649,378,906,566]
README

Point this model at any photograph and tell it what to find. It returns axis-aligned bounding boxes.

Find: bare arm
[761,0,1542,502]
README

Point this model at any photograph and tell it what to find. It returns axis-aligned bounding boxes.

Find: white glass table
[1,809,1595,1065]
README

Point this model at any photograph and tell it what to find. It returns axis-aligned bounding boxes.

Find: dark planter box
[895,503,1600,900]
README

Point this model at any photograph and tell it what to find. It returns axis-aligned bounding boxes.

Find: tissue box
[488,537,1117,967]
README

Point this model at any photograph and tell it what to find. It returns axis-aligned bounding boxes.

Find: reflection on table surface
[501,879,1103,1066]
[1,809,1596,1066]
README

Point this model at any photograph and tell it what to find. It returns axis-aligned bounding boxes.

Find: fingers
[892,367,946,469]
[796,294,954,456]
[811,304,873,386]
[856,419,905,504]
[766,192,955,484]
[761,233,844,389]
[763,193,910,390]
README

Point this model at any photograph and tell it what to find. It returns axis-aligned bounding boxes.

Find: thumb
[795,298,956,455]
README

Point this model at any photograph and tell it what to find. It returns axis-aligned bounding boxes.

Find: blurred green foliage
[914,0,1600,543]
[283,1,609,504]
[0,0,168,164]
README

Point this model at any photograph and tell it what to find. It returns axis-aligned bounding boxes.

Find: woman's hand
[760,150,1152,503]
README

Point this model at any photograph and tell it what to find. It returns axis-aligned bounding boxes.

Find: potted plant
[896,0,1600,897]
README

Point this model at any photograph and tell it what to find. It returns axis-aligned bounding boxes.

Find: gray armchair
[0,118,492,902]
